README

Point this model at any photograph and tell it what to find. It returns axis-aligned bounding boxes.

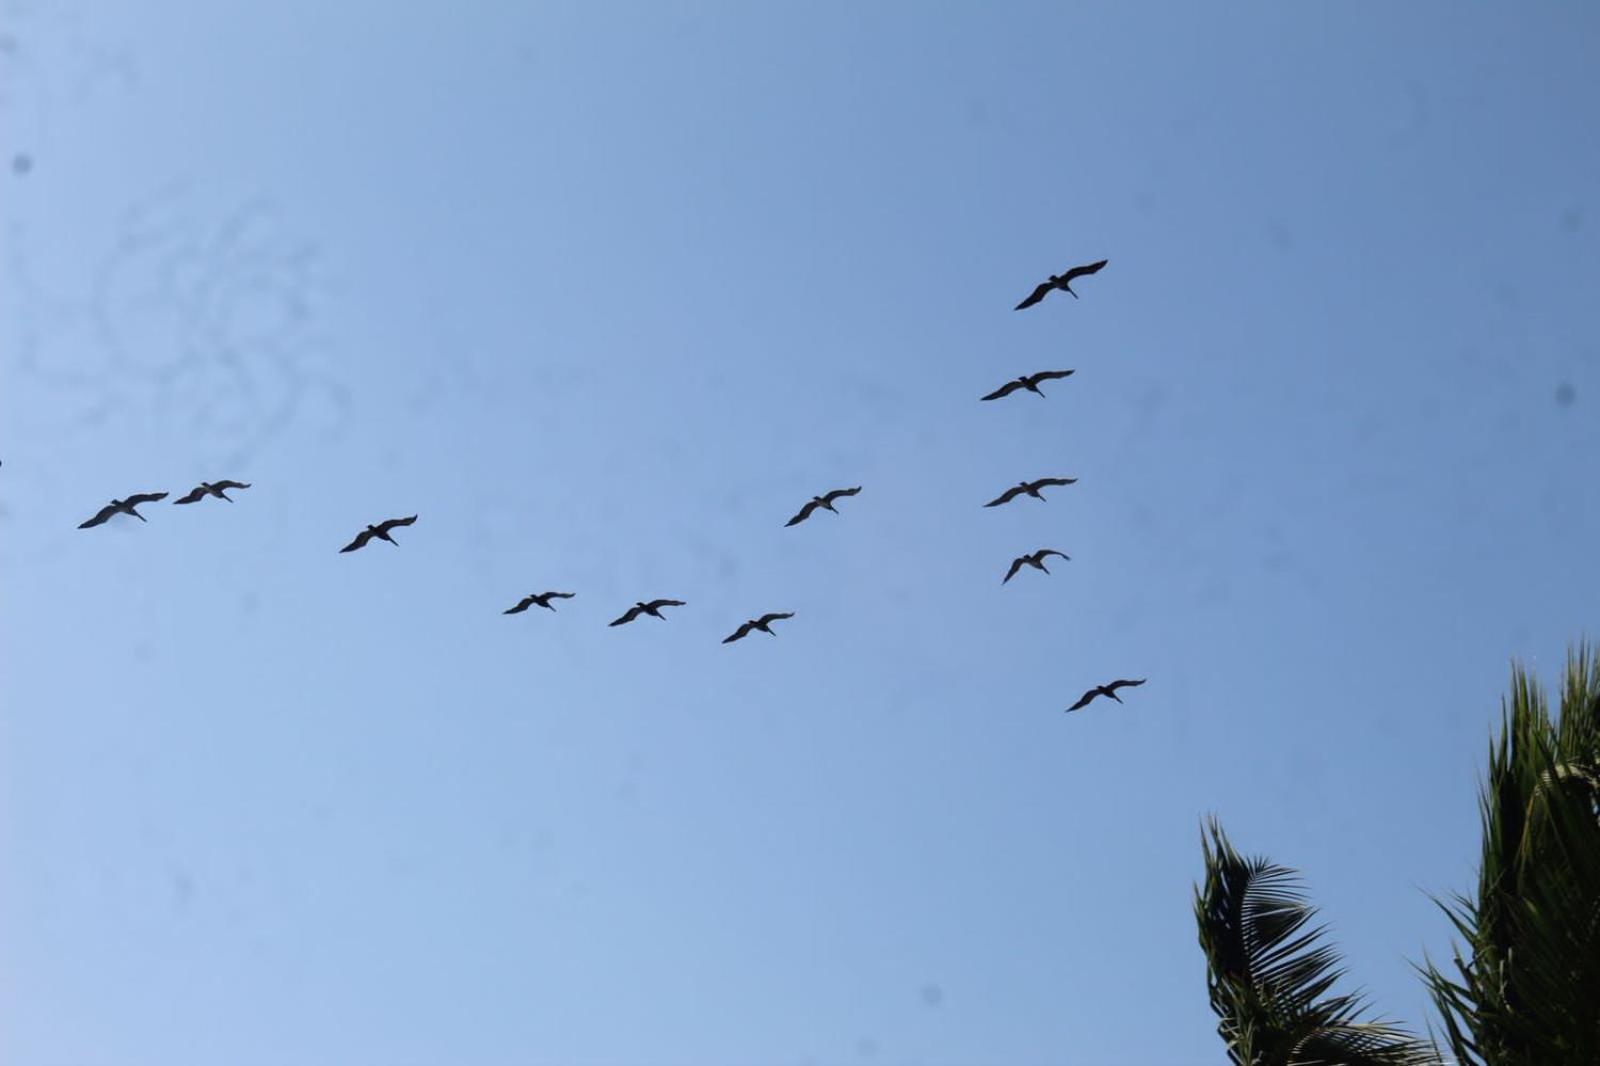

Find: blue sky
[2,3,1597,1063]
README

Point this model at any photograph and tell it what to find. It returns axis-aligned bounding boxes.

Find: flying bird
[1065,678,1147,713]
[981,369,1075,401]
[983,477,1077,508]
[1002,549,1070,584]
[785,486,862,527]
[722,612,795,644]
[173,480,251,504]
[1014,259,1108,310]
[609,599,686,627]
[504,591,576,614]
[78,493,169,528]
[339,515,418,553]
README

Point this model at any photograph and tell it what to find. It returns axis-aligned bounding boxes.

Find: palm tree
[1420,647,1600,1065]
[1195,817,1438,1065]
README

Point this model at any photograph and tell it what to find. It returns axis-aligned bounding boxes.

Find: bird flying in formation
[609,599,686,626]
[339,515,417,553]
[504,591,575,614]
[785,486,862,527]
[722,612,795,644]
[981,370,1075,402]
[1014,259,1108,310]
[984,477,1077,508]
[1003,549,1070,584]
[78,493,169,528]
[173,480,251,504]
[1065,678,1147,713]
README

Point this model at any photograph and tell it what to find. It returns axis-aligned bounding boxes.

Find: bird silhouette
[504,591,575,614]
[1066,678,1147,713]
[983,477,1077,508]
[173,480,251,504]
[339,515,417,553]
[785,486,862,527]
[1002,549,1070,584]
[609,599,686,626]
[78,493,169,528]
[981,370,1075,401]
[1014,259,1108,309]
[722,612,795,644]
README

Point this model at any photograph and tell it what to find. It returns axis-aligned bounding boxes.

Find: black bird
[78,493,169,528]
[722,612,795,644]
[1066,678,1147,713]
[1002,549,1070,584]
[983,477,1077,508]
[173,480,251,504]
[609,599,686,627]
[339,515,417,553]
[981,369,1075,402]
[504,591,576,614]
[785,486,862,527]
[1014,259,1108,310]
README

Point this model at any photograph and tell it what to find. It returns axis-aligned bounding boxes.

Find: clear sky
[2,3,1596,1064]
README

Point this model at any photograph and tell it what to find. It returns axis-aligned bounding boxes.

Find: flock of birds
[71,259,1145,715]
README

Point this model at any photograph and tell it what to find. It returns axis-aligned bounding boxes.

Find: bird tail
[133,510,147,522]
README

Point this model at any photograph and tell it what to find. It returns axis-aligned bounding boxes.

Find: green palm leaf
[1197,817,1438,1066]
[1420,647,1600,1066]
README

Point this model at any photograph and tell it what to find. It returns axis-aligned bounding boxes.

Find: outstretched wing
[1002,556,1027,584]
[78,503,119,529]
[756,612,794,626]
[1065,688,1101,713]
[984,485,1026,508]
[1106,678,1146,694]
[504,597,534,614]
[1038,549,1070,563]
[785,499,821,527]
[544,592,575,600]
[1031,477,1078,490]
[173,487,208,505]
[1014,281,1054,311]
[377,515,418,534]
[125,492,168,506]
[722,622,754,644]
[339,528,376,553]
[212,480,251,491]
[609,605,644,627]
[1060,258,1108,284]
[822,486,861,504]
[1028,370,1075,386]
[646,599,685,611]
[980,379,1026,401]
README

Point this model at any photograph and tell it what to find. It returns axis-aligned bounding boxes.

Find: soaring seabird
[78,493,169,528]
[504,591,576,614]
[1014,259,1108,309]
[1065,679,1147,713]
[339,515,418,553]
[983,477,1077,508]
[1002,549,1070,584]
[173,480,251,504]
[722,612,795,644]
[980,370,1075,402]
[609,599,686,627]
[785,486,862,527]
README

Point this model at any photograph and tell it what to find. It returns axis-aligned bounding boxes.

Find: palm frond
[1197,817,1438,1066]
[1420,645,1600,1066]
